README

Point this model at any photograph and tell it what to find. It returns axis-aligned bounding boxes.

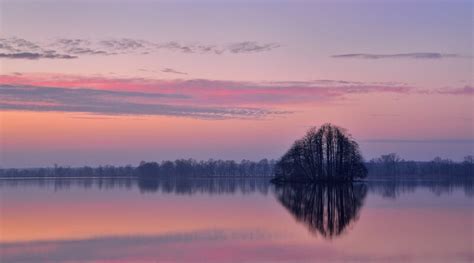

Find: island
[272,123,367,183]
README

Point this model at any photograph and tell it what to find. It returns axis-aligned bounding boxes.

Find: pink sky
[0,0,472,167]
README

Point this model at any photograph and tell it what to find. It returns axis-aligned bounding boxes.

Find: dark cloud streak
[332,52,468,59]
[0,84,283,119]
[0,37,281,60]
[0,74,421,119]
[0,52,77,60]
[161,68,188,75]
[434,86,474,95]
[227,41,280,54]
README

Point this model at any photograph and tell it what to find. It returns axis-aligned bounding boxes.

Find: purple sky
[0,0,472,167]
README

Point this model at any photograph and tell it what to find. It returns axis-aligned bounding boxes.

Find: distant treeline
[0,154,472,178]
[0,159,276,178]
[136,159,276,177]
[0,165,137,178]
[367,153,473,178]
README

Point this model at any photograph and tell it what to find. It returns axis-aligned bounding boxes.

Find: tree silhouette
[273,124,367,182]
[274,183,367,238]
[137,161,160,177]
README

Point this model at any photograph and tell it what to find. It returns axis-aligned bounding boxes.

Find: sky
[0,0,472,168]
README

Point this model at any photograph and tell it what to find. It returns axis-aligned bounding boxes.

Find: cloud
[227,41,280,54]
[99,38,146,50]
[98,38,149,54]
[0,52,77,60]
[0,73,417,120]
[156,41,223,54]
[155,41,279,54]
[62,47,109,55]
[52,38,110,55]
[0,37,77,59]
[161,68,188,75]
[331,52,468,59]
[0,37,280,59]
[434,85,474,95]
[55,38,91,46]
[0,74,414,106]
[0,84,188,101]
[0,84,284,119]
[361,139,474,144]
[0,37,41,52]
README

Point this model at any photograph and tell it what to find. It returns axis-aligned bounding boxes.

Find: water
[0,177,473,263]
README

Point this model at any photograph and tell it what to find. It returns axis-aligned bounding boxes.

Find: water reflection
[0,177,271,195]
[1,229,274,263]
[274,183,367,238]
[0,177,472,198]
[137,177,270,195]
[367,179,474,199]
[1,177,473,263]
[0,177,135,191]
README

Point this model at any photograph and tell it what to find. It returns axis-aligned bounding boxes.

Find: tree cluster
[274,124,367,182]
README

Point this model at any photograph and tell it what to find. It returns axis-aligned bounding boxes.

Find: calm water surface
[0,177,473,263]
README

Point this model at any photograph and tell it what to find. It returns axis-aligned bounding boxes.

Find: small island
[272,123,367,183]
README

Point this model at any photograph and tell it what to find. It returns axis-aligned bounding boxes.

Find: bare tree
[273,124,367,182]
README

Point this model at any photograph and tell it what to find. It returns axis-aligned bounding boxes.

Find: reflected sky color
[0,178,473,262]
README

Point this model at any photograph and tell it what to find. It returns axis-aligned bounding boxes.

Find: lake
[0,177,473,263]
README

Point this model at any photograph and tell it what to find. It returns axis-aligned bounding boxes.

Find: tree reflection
[274,183,367,238]
[0,177,271,195]
[1,177,471,198]
[134,176,272,195]
[367,179,474,199]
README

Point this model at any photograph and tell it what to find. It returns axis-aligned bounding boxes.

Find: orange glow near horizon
[0,72,472,167]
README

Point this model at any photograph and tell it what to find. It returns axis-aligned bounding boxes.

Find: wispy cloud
[0,52,77,60]
[98,38,147,52]
[52,38,110,55]
[0,73,413,105]
[0,37,77,59]
[332,52,469,59]
[156,41,224,54]
[0,37,41,52]
[0,73,418,119]
[361,139,474,144]
[161,68,188,75]
[226,41,280,54]
[434,85,474,95]
[0,84,284,119]
[0,37,281,59]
